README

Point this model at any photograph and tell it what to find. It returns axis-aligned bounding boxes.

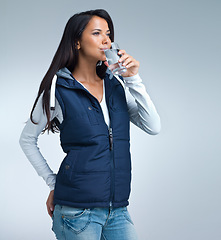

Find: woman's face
[77,16,112,62]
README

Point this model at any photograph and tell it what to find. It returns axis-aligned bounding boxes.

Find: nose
[102,33,111,45]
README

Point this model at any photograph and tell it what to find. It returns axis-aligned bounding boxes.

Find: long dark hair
[30,9,114,133]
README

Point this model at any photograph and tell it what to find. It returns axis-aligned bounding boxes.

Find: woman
[19,9,160,240]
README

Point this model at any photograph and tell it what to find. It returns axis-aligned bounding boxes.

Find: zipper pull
[109,127,113,150]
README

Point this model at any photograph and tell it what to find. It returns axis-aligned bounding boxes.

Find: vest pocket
[58,150,79,183]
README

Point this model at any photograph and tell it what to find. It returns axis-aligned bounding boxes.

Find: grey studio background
[1,0,220,239]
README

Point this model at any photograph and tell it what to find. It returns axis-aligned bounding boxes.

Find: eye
[93,32,100,35]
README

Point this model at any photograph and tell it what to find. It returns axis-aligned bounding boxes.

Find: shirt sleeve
[122,73,161,135]
[19,93,62,191]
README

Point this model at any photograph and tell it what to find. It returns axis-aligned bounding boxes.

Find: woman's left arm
[117,49,161,135]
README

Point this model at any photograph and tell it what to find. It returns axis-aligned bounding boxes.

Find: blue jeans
[52,204,139,240]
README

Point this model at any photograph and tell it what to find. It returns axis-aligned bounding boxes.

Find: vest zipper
[109,127,114,207]
[109,127,113,150]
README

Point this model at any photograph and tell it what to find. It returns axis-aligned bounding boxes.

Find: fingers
[104,48,139,76]
[118,50,134,68]
[124,61,136,69]
[47,204,54,218]
[117,49,140,77]
[46,190,55,218]
[104,60,109,67]
[118,49,127,63]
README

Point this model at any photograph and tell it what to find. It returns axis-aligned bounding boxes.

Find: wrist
[123,72,140,79]
[123,73,142,85]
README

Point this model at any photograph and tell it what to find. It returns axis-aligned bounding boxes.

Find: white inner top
[77,79,110,127]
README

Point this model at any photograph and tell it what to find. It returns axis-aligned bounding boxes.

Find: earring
[96,60,102,66]
[75,43,80,50]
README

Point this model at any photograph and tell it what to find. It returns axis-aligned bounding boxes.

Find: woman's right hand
[46,190,55,218]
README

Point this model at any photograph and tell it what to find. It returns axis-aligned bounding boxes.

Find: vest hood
[56,67,74,80]
[50,67,123,110]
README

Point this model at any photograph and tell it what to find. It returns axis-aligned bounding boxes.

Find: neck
[72,55,101,83]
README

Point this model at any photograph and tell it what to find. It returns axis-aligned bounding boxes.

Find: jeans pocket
[62,208,91,234]
[122,208,134,225]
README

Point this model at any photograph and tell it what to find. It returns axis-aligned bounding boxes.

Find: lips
[100,48,109,51]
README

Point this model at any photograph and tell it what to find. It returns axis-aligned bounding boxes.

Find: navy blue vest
[53,72,131,208]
